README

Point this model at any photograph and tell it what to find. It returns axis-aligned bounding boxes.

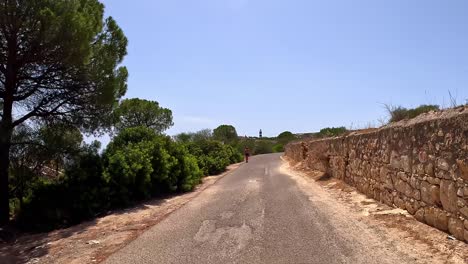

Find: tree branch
[13,98,70,127]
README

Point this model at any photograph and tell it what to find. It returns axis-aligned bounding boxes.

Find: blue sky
[101,0,468,137]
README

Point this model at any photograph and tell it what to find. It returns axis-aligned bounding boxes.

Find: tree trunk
[1,21,18,226]
[0,127,12,225]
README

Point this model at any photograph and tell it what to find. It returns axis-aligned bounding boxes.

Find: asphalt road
[104,153,416,264]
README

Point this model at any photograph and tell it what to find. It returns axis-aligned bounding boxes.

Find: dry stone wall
[285,107,468,242]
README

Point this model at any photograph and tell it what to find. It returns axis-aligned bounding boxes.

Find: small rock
[87,240,100,245]
[459,207,468,219]
[437,159,450,172]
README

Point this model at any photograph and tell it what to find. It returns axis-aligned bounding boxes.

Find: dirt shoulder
[0,163,242,264]
[281,157,468,264]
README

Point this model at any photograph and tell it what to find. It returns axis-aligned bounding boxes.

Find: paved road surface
[105,153,417,264]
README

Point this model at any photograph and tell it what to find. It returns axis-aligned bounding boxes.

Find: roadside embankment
[285,106,468,242]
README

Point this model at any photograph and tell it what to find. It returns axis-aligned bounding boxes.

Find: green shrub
[17,143,108,230]
[254,140,275,154]
[17,179,69,230]
[103,127,203,201]
[103,142,154,205]
[62,144,109,221]
[13,125,229,231]
[387,104,440,123]
[317,127,347,138]
[184,140,242,176]
[273,143,284,152]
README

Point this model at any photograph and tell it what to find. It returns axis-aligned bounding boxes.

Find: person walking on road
[244,147,251,163]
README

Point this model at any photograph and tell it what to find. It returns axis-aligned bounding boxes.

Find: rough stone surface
[421,181,440,206]
[285,106,468,241]
[459,207,468,219]
[457,159,468,181]
[440,180,459,213]
[437,159,450,172]
[435,210,449,231]
[415,209,425,222]
[448,218,465,240]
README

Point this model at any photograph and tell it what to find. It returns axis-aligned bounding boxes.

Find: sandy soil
[281,157,468,264]
[0,163,241,264]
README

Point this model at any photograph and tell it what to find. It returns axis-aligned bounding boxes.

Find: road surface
[104,153,425,264]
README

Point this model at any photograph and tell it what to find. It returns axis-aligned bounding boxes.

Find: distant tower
[259,129,263,138]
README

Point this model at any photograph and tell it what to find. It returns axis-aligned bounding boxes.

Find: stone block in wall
[414,163,425,175]
[460,207,468,219]
[436,169,452,180]
[424,207,437,227]
[458,197,467,208]
[405,200,417,215]
[394,195,406,210]
[420,181,441,206]
[401,155,412,173]
[425,161,435,177]
[390,172,398,188]
[457,159,468,181]
[418,150,429,163]
[448,217,465,241]
[427,176,440,185]
[404,182,413,198]
[390,151,400,170]
[395,178,410,195]
[373,189,381,201]
[434,210,449,232]
[398,171,408,182]
[379,167,388,182]
[409,175,421,190]
[381,190,394,207]
[415,208,425,222]
[437,158,451,172]
[440,180,459,213]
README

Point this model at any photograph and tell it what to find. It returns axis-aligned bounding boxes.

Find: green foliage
[175,127,242,176]
[0,0,128,223]
[317,127,348,138]
[9,123,85,219]
[213,125,238,144]
[114,98,174,134]
[105,126,158,154]
[103,127,202,203]
[272,144,285,153]
[185,140,241,176]
[277,131,295,142]
[254,140,275,154]
[174,129,212,143]
[103,142,154,205]
[186,140,243,175]
[173,132,192,143]
[274,131,296,152]
[17,142,109,230]
[164,144,202,192]
[14,125,206,230]
[386,104,440,123]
